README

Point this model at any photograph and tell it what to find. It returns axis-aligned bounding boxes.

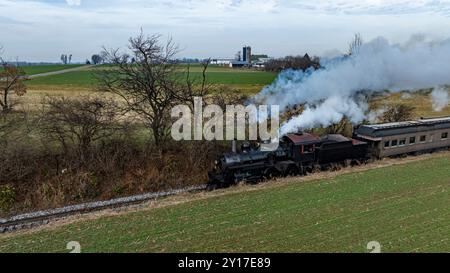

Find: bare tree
[181,58,212,110]
[39,96,121,157]
[91,54,103,65]
[61,54,70,64]
[324,117,353,137]
[211,86,247,110]
[97,32,206,146]
[0,112,13,147]
[382,104,415,123]
[348,33,363,55]
[0,110,28,148]
[0,64,27,113]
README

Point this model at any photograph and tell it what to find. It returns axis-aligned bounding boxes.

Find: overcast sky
[1,0,450,62]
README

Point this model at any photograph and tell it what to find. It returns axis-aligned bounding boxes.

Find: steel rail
[0,184,207,233]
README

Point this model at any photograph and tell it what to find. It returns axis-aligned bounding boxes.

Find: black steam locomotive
[208,116,450,189]
[208,132,368,189]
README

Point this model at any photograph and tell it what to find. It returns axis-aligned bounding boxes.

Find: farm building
[210,59,234,65]
[229,60,250,68]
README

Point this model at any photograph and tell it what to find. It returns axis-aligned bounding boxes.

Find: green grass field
[16,64,84,75]
[26,68,276,87]
[27,70,98,87]
[1,155,449,253]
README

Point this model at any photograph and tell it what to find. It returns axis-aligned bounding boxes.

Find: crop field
[26,70,98,87]
[2,64,84,75]
[1,154,449,253]
[25,68,276,87]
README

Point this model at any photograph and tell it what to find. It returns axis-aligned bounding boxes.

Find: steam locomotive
[208,116,450,189]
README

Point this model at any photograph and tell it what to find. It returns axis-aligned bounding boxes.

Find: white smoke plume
[366,107,387,124]
[431,87,449,112]
[400,92,413,99]
[253,36,450,135]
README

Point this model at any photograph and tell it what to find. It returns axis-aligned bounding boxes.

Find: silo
[242,46,247,63]
[246,46,252,64]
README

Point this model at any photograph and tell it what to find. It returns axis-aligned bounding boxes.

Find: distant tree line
[264,54,320,72]
[251,54,268,61]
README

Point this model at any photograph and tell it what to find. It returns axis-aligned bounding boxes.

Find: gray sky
[1,0,450,62]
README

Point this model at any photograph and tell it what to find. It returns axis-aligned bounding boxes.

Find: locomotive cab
[282,133,321,165]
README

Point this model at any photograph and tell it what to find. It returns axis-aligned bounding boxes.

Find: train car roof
[284,133,321,145]
[355,116,450,138]
[320,134,351,143]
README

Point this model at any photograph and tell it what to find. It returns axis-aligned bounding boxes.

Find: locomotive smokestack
[232,139,237,153]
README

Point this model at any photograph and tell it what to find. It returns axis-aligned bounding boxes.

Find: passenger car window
[384,141,390,148]
[399,139,406,146]
[391,140,398,146]
[442,132,448,139]
[409,137,416,144]
[420,135,426,142]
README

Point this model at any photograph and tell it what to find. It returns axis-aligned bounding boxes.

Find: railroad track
[0,184,207,234]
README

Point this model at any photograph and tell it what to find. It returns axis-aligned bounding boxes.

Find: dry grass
[19,85,450,119]
[371,91,450,119]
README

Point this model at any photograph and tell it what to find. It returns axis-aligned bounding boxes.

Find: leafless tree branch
[96,31,211,147]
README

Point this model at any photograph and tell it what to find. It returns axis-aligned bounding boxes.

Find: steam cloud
[431,87,449,112]
[253,36,450,135]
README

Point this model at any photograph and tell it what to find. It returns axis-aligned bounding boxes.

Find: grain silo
[242,46,252,64]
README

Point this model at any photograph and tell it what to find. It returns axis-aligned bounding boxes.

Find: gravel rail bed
[0,184,207,233]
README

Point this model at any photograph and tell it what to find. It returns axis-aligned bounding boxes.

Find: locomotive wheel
[330,163,341,171]
[351,159,362,166]
[305,166,314,173]
[285,166,299,177]
[299,166,307,176]
[312,164,321,173]
[343,159,351,168]
[263,168,280,180]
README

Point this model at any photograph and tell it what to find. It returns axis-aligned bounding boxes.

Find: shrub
[0,185,15,213]
[382,104,415,123]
